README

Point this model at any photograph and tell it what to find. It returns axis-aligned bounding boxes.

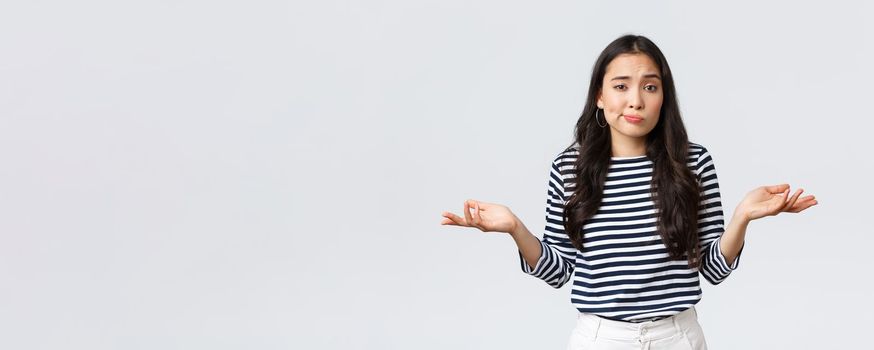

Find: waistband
[574,307,699,342]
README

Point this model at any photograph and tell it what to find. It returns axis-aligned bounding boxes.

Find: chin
[618,128,652,138]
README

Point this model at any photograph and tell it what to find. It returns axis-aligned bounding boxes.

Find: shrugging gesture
[440,199,519,234]
[735,184,818,221]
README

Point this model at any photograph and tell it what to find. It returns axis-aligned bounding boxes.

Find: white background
[1,1,872,349]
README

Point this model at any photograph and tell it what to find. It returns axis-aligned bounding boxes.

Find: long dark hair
[563,34,702,268]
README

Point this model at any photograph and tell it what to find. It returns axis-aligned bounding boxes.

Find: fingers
[797,194,815,202]
[792,200,817,213]
[468,200,484,230]
[441,211,466,226]
[763,190,787,216]
[781,188,803,212]
[788,195,818,213]
[441,199,485,229]
[765,183,790,194]
[768,188,789,215]
[463,200,474,225]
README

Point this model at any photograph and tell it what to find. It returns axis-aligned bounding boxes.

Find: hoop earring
[595,108,607,128]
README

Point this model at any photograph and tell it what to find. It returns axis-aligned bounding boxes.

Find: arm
[513,153,576,289]
[720,212,750,266]
[726,178,819,264]
[697,149,818,276]
[511,221,542,273]
[695,147,744,285]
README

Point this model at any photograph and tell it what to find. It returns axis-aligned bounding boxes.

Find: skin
[597,53,663,157]
[440,53,818,271]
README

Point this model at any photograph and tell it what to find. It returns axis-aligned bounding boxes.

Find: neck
[610,132,647,157]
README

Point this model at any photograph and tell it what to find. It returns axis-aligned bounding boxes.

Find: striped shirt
[519,142,742,322]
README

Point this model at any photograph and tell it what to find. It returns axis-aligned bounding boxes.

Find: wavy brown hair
[563,34,702,268]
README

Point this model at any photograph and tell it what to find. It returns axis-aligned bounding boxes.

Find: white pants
[566,307,708,350]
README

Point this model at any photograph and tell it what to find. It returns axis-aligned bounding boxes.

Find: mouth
[623,115,644,123]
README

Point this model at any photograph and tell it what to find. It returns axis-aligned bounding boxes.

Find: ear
[596,89,603,109]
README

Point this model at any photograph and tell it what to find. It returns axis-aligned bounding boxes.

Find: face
[596,53,663,141]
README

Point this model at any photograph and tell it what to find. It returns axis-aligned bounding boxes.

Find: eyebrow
[610,74,662,81]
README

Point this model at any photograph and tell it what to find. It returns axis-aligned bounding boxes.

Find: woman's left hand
[736,184,818,222]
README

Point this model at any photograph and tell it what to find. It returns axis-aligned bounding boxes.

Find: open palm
[737,184,818,221]
[440,199,518,234]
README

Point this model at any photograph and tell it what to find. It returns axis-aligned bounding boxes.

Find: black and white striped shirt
[519,142,742,322]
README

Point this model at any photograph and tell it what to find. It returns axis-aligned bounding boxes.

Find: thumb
[764,183,789,194]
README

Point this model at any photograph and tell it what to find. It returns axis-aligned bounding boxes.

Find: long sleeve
[695,146,743,285]
[518,152,577,289]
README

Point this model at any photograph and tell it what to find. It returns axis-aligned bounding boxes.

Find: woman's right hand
[440,199,519,234]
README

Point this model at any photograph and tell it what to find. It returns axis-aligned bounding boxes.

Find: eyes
[613,84,659,92]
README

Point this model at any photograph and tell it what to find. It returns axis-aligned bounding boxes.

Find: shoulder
[554,145,580,164]
[688,141,717,177]
[688,141,709,158]
[688,141,714,162]
[549,145,580,180]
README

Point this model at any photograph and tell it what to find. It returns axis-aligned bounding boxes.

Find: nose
[628,89,644,110]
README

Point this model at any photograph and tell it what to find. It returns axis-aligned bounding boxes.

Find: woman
[440,34,817,350]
